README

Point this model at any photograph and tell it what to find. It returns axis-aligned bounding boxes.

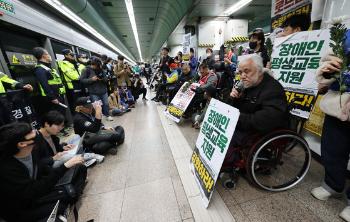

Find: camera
[96,70,106,79]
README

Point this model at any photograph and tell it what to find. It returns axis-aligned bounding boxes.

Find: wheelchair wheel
[246,130,311,192]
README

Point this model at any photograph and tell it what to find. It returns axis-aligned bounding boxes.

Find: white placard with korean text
[190,99,239,208]
[271,29,330,118]
[165,83,199,123]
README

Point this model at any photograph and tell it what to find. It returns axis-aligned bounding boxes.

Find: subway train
[0,0,349,221]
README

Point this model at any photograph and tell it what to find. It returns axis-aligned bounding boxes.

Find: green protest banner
[271,29,330,118]
[190,99,239,207]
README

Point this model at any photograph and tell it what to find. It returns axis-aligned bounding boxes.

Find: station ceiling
[60,0,271,62]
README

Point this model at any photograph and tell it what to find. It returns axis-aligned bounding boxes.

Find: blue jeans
[90,93,110,116]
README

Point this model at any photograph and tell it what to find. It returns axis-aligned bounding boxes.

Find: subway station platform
[74,89,346,222]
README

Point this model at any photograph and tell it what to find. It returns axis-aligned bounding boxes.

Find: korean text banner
[190,99,239,207]
[0,89,39,128]
[271,0,310,17]
[165,82,199,123]
[271,29,330,118]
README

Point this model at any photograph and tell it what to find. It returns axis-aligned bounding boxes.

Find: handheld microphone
[234,81,245,94]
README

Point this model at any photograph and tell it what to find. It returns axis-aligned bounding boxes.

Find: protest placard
[271,0,312,32]
[165,82,199,122]
[271,29,330,118]
[190,98,239,207]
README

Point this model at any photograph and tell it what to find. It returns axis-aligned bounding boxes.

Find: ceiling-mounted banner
[183,33,191,61]
[271,0,312,32]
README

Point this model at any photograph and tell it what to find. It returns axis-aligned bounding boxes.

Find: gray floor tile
[84,158,128,195]
[120,178,182,222]
[227,204,251,222]
[289,186,345,222]
[130,142,173,161]
[240,192,321,222]
[172,175,194,220]
[228,177,273,204]
[125,157,177,187]
[78,189,124,222]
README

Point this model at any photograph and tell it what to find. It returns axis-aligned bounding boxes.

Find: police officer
[32,47,66,117]
[73,97,124,155]
[0,71,33,126]
[58,49,81,113]
[77,53,88,74]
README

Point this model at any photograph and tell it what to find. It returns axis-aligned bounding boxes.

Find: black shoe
[142,97,148,100]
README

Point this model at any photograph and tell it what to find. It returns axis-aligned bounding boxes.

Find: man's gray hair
[239,54,264,73]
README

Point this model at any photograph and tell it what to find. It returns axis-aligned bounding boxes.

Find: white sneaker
[93,153,105,163]
[83,153,96,161]
[107,116,114,121]
[311,186,332,201]
[340,206,350,222]
[84,158,97,167]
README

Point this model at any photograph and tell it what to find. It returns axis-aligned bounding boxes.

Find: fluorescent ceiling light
[42,0,136,65]
[222,0,253,16]
[125,0,143,62]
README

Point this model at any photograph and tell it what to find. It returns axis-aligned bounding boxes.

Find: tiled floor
[75,89,347,222]
[177,120,347,222]
[77,99,193,222]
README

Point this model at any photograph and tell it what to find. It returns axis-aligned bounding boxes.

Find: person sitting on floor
[108,88,131,116]
[73,97,125,155]
[132,74,147,101]
[0,122,85,222]
[36,110,104,168]
[119,86,135,108]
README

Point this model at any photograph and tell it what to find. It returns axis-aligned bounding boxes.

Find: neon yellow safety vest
[57,60,80,90]
[0,71,18,93]
[35,64,66,96]
[78,63,86,75]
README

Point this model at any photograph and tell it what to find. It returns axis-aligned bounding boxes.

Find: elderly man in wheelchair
[222,54,311,191]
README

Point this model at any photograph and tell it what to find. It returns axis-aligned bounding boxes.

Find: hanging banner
[165,82,199,123]
[303,95,325,136]
[271,0,311,18]
[271,29,330,118]
[183,33,191,62]
[190,99,239,207]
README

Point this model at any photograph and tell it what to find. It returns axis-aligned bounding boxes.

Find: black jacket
[80,66,108,95]
[159,55,170,72]
[35,131,64,166]
[33,61,59,100]
[0,152,67,221]
[232,72,288,134]
[203,55,215,70]
[73,112,102,136]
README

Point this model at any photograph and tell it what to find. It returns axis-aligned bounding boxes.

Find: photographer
[114,55,132,88]
[80,56,113,121]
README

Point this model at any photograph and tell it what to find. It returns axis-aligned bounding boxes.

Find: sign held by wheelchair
[190,98,239,208]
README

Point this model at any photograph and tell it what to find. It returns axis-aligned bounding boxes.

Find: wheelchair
[220,115,311,192]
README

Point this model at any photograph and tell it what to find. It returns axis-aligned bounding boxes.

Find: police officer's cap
[77,53,87,58]
[76,97,92,107]
[62,49,74,55]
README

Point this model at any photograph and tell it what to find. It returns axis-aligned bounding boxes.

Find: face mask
[249,41,258,50]
[206,53,211,57]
